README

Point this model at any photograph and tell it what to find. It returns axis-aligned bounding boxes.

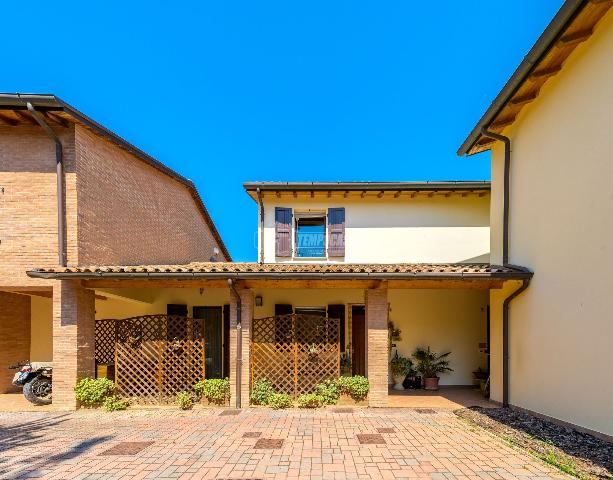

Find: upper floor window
[275,207,345,259]
[295,215,325,258]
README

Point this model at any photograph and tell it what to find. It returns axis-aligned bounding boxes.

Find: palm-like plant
[412,347,453,378]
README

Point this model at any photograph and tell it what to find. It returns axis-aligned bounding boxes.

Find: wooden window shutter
[275,207,293,257]
[327,208,345,256]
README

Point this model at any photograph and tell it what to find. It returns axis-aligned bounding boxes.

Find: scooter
[10,362,53,405]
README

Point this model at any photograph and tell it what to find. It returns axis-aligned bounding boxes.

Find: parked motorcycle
[10,362,53,405]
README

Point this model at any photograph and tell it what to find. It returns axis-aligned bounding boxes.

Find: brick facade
[365,287,389,407]
[1,117,229,407]
[52,280,95,409]
[74,125,227,265]
[229,288,253,408]
[0,124,77,288]
[0,291,31,393]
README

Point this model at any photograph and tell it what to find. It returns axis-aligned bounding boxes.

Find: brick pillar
[229,288,253,408]
[52,280,95,410]
[366,287,388,407]
[0,292,31,393]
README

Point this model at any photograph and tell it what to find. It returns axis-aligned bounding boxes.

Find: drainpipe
[256,187,264,263]
[480,127,510,265]
[502,278,530,407]
[480,127,530,407]
[227,278,242,408]
[23,100,67,267]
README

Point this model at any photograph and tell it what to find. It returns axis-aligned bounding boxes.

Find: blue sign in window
[296,218,325,257]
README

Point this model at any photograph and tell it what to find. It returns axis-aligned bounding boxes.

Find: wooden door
[193,306,223,379]
[351,306,366,376]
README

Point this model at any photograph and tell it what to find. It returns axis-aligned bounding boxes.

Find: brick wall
[75,125,227,265]
[0,124,77,287]
[229,288,253,408]
[52,280,95,409]
[365,288,389,407]
[0,291,31,393]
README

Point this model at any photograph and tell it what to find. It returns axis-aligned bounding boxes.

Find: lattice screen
[251,314,339,397]
[107,315,205,404]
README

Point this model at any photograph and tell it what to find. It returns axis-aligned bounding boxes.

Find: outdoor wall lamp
[255,295,263,307]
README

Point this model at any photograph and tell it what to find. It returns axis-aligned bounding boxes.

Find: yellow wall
[95,288,230,319]
[30,296,52,361]
[254,287,488,386]
[390,289,488,385]
[260,196,490,263]
[488,10,613,436]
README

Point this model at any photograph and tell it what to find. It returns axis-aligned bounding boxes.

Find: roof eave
[26,269,533,281]
[457,0,586,156]
[0,93,232,261]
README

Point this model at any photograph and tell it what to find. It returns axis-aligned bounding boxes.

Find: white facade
[256,192,490,264]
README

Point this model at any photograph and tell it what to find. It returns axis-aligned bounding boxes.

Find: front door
[193,306,223,379]
[351,306,366,376]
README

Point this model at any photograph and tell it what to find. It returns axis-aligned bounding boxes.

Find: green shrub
[268,392,292,409]
[176,391,194,410]
[314,379,339,405]
[250,378,275,405]
[337,375,369,401]
[194,378,230,405]
[75,378,115,407]
[297,393,324,408]
[102,395,129,412]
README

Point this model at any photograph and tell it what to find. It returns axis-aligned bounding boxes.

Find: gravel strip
[455,406,612,480]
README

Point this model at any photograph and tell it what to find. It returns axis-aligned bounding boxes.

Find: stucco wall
[488,10,613,436]
[254,287,488,386]
[94,288,230,320]
[390,289,488,385]
[259,196,490,263]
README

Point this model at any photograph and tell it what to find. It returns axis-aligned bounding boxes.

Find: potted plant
[389,354,414,391]
[412,347,453,391]
[388,321,402,385]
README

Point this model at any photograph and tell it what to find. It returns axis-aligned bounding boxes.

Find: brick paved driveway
[0,407,567,480]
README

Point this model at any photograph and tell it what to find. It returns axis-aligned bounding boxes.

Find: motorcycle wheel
[23,376,52,405]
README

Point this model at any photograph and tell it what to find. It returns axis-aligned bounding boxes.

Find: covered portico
[27,262,531,410]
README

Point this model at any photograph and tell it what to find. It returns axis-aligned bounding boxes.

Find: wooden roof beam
[43,111,70,128]
[490,117,516,130]
[0,112,18,126]
[558,28,593,46]
[377,191,384,198]
[529,65,562,80]
[510,92,538,106]
[13,110,38,126]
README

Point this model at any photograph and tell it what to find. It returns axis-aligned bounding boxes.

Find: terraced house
[457,0,613,440]
[12,161,531,413]
[1,0,611,444]
[0,93,230,404]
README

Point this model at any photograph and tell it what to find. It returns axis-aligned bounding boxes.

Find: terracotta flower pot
[424,377,439,391]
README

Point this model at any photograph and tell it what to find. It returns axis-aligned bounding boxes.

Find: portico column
[365,287,388,407]
[52,280,95,410]
[229,287,253,408]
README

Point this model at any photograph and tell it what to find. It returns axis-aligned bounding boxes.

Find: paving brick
[0,408,568,479]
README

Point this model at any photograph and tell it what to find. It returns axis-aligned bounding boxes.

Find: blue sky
[4,1,562,260]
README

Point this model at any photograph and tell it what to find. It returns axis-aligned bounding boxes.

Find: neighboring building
[458,0,613,439]
[243,182,490,264]
[0,93,230,395]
